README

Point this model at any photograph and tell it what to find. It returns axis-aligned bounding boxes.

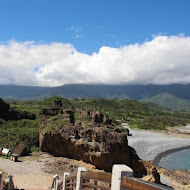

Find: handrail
[81,172,111,190]
[122,177,172,190]
[65,173,77,180]
[81,172,111,183]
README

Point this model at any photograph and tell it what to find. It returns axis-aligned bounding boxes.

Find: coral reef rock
[40,125,160,183]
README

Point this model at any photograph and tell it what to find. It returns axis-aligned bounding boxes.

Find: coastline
[122,124,190,163]
[153,145,190,166]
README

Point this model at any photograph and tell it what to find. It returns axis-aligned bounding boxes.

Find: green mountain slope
[2,84,190,112]
[141,93,190,112]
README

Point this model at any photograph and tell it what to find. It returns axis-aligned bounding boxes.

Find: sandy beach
[122,123,190,162]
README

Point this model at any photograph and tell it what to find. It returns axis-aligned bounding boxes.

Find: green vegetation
[72,98,190,130]
[0,155,8,159]
[0,168,8,177]
[1,97,190,152]
[141,93,190,112]
[0,119,39,151]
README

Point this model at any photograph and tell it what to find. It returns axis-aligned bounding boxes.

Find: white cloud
[0,35,190,86]
[74,34,83,39]
[66,26,83,39]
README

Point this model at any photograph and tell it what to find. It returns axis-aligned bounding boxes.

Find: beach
[122,124,190,189]
[122,123,190,162]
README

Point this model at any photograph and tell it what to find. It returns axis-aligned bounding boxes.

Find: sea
[159,148,190,170]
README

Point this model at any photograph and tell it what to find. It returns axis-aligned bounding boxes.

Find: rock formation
[0,98,36,121]
[92,111,112,125]
[92,111,104,123]
[40,123,160,183]
[41,107,60,116]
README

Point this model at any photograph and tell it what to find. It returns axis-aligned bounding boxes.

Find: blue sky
[0,0,190,53]
[0,0,190,86]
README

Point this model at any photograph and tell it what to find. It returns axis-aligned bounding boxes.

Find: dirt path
[0,157,47,175]
[13,175,53,189]
[0,154,53,189]
[0,153,100,189]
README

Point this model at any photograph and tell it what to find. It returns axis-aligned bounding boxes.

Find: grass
[0,155,8,159]
[0,168,8,178]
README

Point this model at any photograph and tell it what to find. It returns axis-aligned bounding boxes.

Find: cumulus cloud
[0,35,190,86]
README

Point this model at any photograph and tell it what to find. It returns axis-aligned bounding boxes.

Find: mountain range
[1,83,190,111]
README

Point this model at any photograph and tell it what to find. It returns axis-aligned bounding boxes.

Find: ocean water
[159,148,190,170]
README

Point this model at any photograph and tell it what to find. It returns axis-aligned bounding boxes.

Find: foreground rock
[0,98,36,121]
[40,124,160,183]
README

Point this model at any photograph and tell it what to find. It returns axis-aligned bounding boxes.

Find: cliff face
[0,98,36,121]
[40,125,160,183]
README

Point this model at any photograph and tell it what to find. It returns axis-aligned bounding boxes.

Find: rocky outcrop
[40,126,160,182]
[92,111,112,125]
[141,161,160,183]
[60,108,75,125]
[0,98,36,121]
[92,111,104,123]
[41,108,60,116]
[103,115,112,125]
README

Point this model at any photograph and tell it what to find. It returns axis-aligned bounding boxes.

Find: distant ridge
[141,93,190,112]
[1,84,190,101]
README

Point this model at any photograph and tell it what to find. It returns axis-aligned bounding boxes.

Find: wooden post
[0,171,2,190]
[52,174,59,190]
[111,164,133,190]
[7,174,13,190]
[76,167,87,190]
[63,172,70,190]
[94,180,98,190]
[55,174,60,190]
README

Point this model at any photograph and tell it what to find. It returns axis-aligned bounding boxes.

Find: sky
[0,0,190,86]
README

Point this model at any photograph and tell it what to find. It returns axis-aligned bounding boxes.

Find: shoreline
[153,145,190,166]
[124,124,190,164]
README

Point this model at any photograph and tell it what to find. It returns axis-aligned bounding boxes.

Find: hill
[2,84,190,112]
[1,84,190,100]
[0,85,50,99]
[141,93,190,112]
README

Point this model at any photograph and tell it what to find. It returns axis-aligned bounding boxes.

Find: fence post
[63,172,70,190]
[0,171,2,190]
[76,167,88,190]
[52,174,59,190]
[6,174,13,190]
[111,164,133,190]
